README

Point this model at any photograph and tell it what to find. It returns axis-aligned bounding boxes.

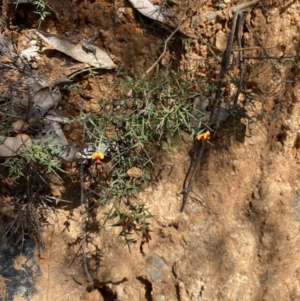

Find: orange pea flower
[91,151,104,163]
[197,130,211,141]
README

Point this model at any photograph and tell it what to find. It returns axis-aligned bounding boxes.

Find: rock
[20,46,39,61]
[127,167,143,179]
[145,255,170,282]
[28,40,38,46]
[215,30,228,51]
[69,129,83,142]
[0,56,12,64]
[145,267,162,282]
[63,124,71,132]
[146,255,166,269]
[12,120,29,133]
[190,15,199,28]
[23,77,36,85]
[178,281,190,301]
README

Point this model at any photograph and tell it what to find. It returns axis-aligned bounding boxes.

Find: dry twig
[181,11,245,212]
[145,5,191,74]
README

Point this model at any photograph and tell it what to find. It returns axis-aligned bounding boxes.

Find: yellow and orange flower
[91,151,104,163]
[197,130,211,141]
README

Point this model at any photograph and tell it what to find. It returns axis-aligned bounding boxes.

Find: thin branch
[181,11,246,212]
[233,12,244,108]
[80,160,93,285]
[145,24,181,75]
[214,11,240,107]
[181,143,205,212]
[245,20,269,56]
[145,5,190,74]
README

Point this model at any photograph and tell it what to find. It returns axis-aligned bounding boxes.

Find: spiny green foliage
[4,138,65,179]
[79,70,206,198]
[76,69,210,245]
[23,138,66,176]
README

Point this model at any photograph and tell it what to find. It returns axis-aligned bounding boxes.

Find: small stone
[63,124,71,132]
[127,167,143,179]
[146,267,162,282]
[146,256,165,269]
[117,7,125,18]
[12,120,29,133]
[28,39,38,46]
[1,56,12,64]
[24,77,36,85]
[20,46,39,61]
[216,3,227,8]
[31,62,38,69]
[69,129,83,142]
[184,156,191,162]
[191,15,199,28]
[3,71,11,78]
[215,30,228,51]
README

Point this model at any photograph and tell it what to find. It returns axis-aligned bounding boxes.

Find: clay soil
[0,0,300,301]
